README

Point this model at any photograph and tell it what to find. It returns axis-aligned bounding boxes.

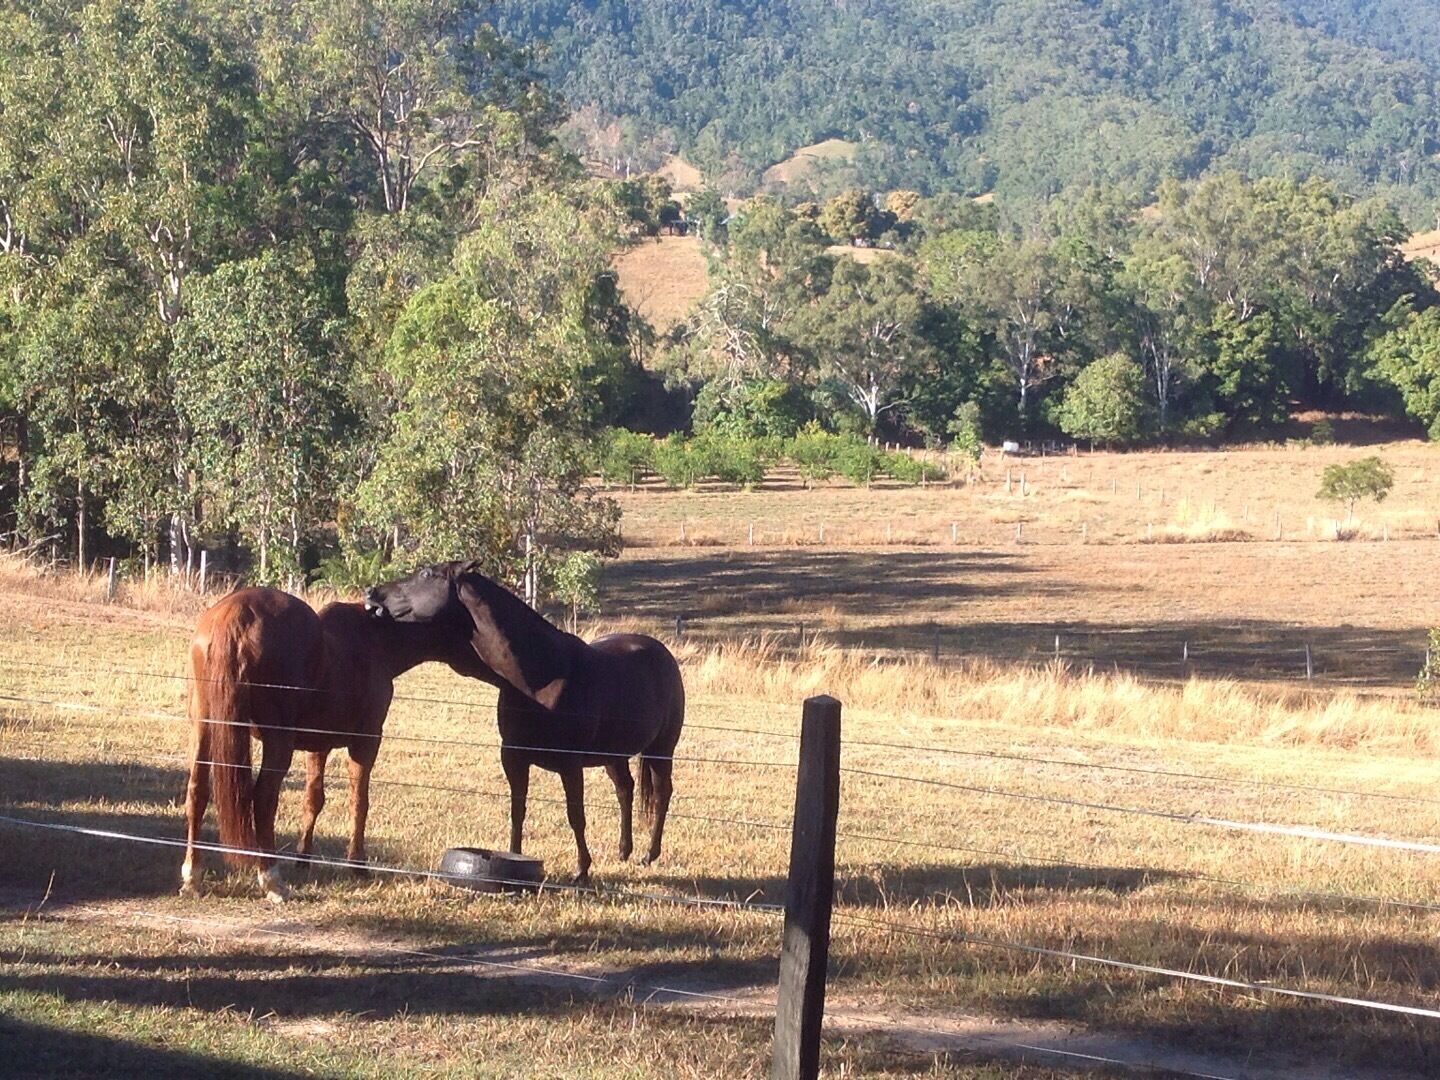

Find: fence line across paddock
[9,734,1439,918]
[7,674,1440,813]
[841,765,1440,855]
[11,686,1440,860]
[0,811,785,916]
[3,811,1438,1057]
[830,911,1440,1021]
[0,691,800,772]
[18,904,1247,1080]
[2,742,803,844]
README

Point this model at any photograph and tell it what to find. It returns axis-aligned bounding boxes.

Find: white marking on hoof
[180,860,200,896]
[258,866,290,904]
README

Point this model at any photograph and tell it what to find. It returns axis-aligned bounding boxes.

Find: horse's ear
[456,560,484,578]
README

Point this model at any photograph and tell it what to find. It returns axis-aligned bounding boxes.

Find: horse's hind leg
[345,749,375,875]
[180,726,211,897]
[501,747,530,855]
[604,760,635,862]
[559,765,593,884]
[252,735,295,903]
[296,751,327,860]
[640,756,674,866]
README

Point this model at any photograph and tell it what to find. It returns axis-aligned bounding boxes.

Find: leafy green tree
[552,550,601,631]
[687,188,728,243]
[833,438,886,487]
[14,274,162,568]
[800,258,936,434]
[819,189,880,244]
[1317,456,1395,520]
[1368,304,1440,438]
[786,423,841,487]
[173,251,345,582]
[1201,308,1289,429]
[355,191,623,601]
[692,378,810,439]
[923,231,1077,425]
[947,401,985,464]
[598,428,655,485]
[280,0,556,215]
[1049,352,1151,446]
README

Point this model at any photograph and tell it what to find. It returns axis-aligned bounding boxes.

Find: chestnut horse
[182,587,498,902]
[365,561,685,882]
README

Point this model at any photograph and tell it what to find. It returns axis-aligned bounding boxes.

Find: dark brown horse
[182,587,498,902]
[364,561,685,882]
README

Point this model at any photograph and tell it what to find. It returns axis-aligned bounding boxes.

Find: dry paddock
[3,576,1440,1078]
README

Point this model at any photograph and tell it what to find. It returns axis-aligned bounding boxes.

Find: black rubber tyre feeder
[438,847,545,893]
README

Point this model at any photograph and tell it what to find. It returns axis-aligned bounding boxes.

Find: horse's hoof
[258,866,290,904]
[350,864,371,880]
[618,844,633,862]
[574,872,593,888]
[178,882,202,899]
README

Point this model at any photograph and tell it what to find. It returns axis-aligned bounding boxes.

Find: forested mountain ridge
[493,0,1440,223]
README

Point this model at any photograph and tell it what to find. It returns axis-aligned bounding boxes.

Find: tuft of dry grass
[668,636,1439,755]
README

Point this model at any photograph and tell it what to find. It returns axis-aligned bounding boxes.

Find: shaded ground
[602,546,1431,688]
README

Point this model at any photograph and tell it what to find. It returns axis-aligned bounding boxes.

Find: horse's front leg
[559,765,592,885]
[296,751,328,859]
[501,747,530,855]
[179,723,211,896]
[252,735,296,903]
[346,746,376,875]
[604,760,635,862]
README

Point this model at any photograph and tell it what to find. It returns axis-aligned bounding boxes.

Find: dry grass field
[1402,228,1440,267]
[607,438,1440,691]
[613,235,709,332]
[4,441,1440,1077]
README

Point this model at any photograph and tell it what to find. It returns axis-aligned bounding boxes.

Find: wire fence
[4,665,1440,1075]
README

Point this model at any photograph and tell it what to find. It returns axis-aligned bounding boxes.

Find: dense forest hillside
[494,0,1440,222]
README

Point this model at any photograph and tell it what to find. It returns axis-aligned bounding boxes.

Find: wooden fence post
[772,695,842,1080]
[198,550,208,594]
[105,557,118,604]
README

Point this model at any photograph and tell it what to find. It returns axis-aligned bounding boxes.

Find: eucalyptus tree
[357,191,626,602]
[172,251,347,582]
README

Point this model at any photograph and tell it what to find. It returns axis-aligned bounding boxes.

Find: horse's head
[364,560,482,626]
[366,560,569,709]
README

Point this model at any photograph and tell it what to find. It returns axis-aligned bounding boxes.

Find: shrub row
[598,427,948,489]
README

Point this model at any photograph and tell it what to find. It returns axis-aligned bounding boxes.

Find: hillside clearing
[612,235,709,332]
[761,138,859,187]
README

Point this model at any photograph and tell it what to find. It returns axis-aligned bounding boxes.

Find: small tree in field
[1317,456,1395,521]
[552,551,601,632]
[1049,352,1150,446]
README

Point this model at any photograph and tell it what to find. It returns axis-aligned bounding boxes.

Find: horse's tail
[639,755,658,819]
[199,620,257,867]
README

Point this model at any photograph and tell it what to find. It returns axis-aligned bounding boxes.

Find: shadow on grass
[647,861,1182,911]
[603,548,1429,686]
[0,1014,311,1079]
[0,757,194,902]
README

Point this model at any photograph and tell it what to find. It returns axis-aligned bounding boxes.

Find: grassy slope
[613,234,709,332]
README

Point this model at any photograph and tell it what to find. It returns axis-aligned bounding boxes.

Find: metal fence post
[772,695,842,1080]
